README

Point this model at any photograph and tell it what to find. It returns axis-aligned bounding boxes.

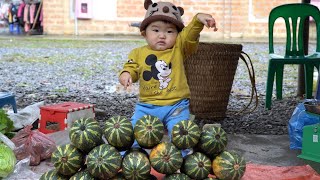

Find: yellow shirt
[121,15,204,106]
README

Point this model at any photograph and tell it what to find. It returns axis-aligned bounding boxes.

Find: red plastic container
[39,102,95,134]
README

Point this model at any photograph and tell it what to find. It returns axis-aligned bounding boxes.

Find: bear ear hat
[144,0,184,15]
[178,7,184,16]
[141,0,185,32]
[144,0,153,10]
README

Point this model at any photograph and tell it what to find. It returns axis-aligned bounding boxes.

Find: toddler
[119,0,217,156]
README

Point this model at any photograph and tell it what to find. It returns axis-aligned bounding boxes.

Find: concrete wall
[43,0,317,39]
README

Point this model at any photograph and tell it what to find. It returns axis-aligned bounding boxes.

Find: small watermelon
[69,118,103,153]
[182,152,212,180]
[171,120,201,149]
[164,173,191,180]
[86,144,122,179]
[51,144,83,176]
[199,126,228,158]
[122,151,151,180]
[149,142,183,175]
[104,116,134,151]
[212,151,246,180]
[39,169,69,180]
[134,115,164,149]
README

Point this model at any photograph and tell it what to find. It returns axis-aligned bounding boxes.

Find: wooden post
[28,0,43,34]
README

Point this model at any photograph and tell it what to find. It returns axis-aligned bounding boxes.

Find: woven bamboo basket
[185,42,243,120]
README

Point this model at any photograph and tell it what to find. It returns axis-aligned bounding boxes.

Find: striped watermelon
[182,152,212,179]
[103,116,134,151]
[69,118,103,153]
[212,151,246,180]
[51,144,83,176]
[69,170,95,180]
[199,126,228,158]
[122,151,151,180]
[86,144,122,179]
[171,120,201,149]
[149,142,183,174]
[39,169,69,180]
[134,115,164,149]
[164,173,191,180]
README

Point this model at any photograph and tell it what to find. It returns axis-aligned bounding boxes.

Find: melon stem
[114,123,120,129]
[215,134,220,140]
[179,127,188,135]
[80,125,86,131]
[147,125,153,131]
[198,162,204,168]
[61,156,68,163]
[97,157,104,164]
[163,154,170,162]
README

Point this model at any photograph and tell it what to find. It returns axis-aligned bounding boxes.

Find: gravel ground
[0,37,316,135]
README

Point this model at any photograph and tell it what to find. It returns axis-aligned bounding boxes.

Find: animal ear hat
[140,0,185,32]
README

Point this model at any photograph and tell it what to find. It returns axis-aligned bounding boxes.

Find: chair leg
[275,64,284,100]
[11,98,18,113]
[266,62,276,109]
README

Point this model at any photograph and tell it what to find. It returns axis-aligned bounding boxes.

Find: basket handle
[235,51,259,114]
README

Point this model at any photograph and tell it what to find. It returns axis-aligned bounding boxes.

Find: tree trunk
[297,0,311,97]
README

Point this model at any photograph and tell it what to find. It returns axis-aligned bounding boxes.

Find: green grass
[54,87,69,93]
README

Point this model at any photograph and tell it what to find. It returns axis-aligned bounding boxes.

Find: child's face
[143,21,178,51]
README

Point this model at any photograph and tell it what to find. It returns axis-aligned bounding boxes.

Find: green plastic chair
[266,3,320,109]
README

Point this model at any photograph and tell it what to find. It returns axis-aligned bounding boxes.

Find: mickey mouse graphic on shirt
[143,54,172,90]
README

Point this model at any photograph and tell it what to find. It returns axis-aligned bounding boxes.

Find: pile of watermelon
[40,115,246,180]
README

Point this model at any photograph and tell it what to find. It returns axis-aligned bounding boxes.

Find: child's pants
[123,99,192,157]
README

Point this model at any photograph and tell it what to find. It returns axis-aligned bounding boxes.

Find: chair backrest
[269,3,320,56]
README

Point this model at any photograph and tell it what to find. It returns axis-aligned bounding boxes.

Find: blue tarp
[288,100,320,149]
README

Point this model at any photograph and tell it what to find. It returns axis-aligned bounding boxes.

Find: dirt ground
[0,36,316,135]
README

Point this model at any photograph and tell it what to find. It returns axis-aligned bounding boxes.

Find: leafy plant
[0,143,16,178]
[0,109,14,139]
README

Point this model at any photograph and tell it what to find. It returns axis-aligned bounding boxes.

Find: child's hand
[119,72,132,89]
[197,13,218,31]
